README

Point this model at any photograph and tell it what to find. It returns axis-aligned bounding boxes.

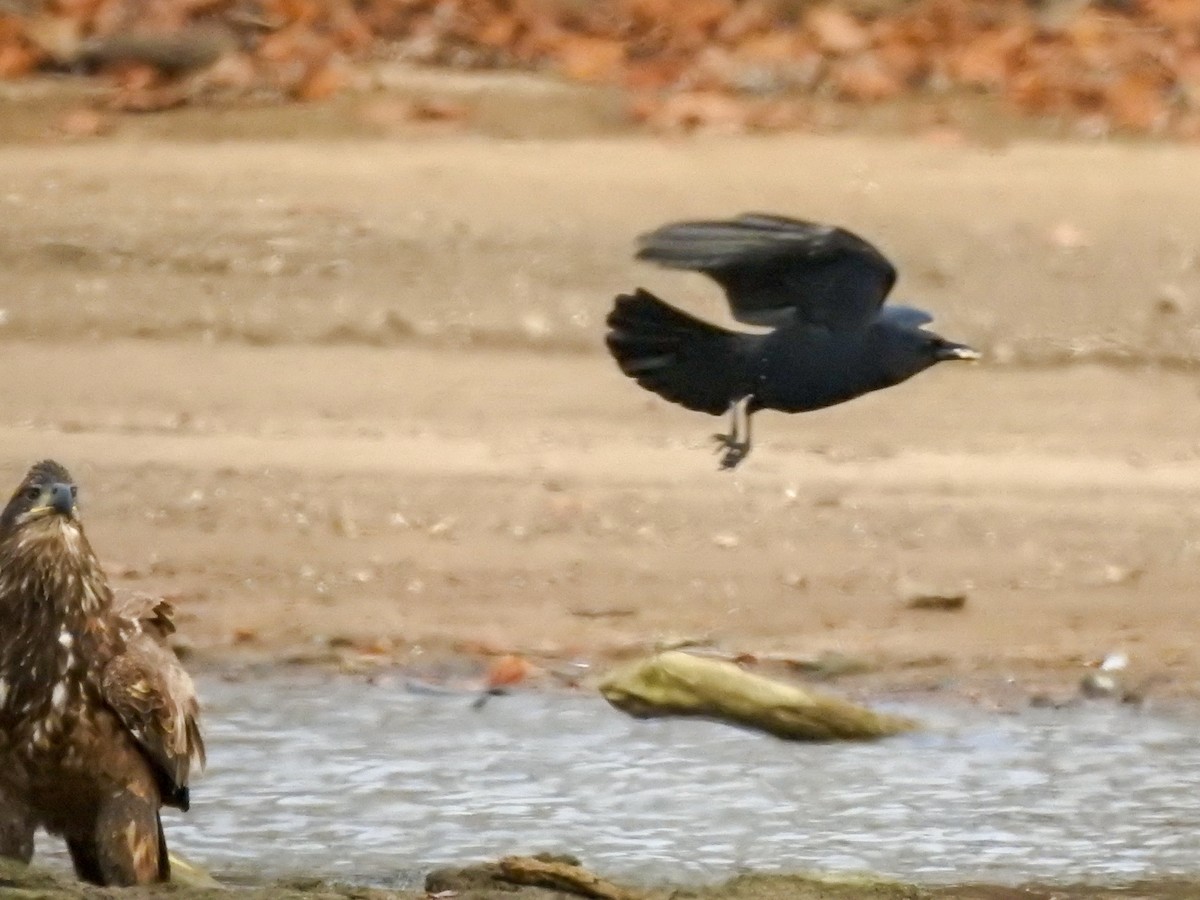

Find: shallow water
[141,674,1200,886]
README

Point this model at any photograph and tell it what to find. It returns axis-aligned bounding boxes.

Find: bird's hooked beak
[934,340,981,362]
[49,483,75,516]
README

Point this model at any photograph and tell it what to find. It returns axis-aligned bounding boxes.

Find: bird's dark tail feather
[605,289,750,415]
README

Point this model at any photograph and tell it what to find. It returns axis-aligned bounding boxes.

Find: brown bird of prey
[0,460,204,885]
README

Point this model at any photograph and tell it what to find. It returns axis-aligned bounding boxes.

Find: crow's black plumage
[606,214,979,469]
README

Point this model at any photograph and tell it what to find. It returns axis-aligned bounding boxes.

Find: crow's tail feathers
[605,289,750,415]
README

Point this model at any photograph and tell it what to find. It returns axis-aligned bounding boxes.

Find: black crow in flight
[606,213,980,470]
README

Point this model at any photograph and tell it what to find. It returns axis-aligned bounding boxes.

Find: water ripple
[148,674,1200,886]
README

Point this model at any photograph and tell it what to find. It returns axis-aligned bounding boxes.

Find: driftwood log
[497,856,645,900]
[599,651,915,741]
[426,854,646,900]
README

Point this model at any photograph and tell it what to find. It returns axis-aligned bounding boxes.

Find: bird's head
[873,321,981,385]
[0,460,80,533]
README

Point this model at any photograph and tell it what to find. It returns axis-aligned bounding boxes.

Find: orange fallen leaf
[951,30,1021,90]
[1106,72,1168,133]
[486,654,533,690]
[293,59,347,101]
[358,639,392,656]
[267,0,321,26]
[477,13,519,49]
[829,54,902,102]
[676,0,738,37]
[1143,0,1200,30]
[805,5,870,56]
[0,41,39,78]
[554,35,625,83]
[873,33,925,85]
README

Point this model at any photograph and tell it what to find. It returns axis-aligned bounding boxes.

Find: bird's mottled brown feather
[102,600,205,807]
[0,461,204,885]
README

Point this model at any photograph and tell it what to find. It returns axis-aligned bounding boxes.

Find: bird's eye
[24,486,40,501]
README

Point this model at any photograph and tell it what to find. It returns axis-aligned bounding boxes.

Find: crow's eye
[24,486,40,501]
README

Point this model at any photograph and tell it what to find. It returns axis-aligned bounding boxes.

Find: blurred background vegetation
[0,0,1197,137]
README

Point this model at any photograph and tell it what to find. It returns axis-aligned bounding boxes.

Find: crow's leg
[711,398,743,453]
[712,396,753,470]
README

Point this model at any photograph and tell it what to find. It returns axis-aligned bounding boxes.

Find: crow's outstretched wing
[876,304,933,329]
[636,213,896,331]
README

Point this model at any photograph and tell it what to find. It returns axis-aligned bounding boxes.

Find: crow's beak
[935,341,981,362]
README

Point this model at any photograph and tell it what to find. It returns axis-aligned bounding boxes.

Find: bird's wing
[112,590,177,641]
[875,304,933,329]
[102,597,204,809]
[635,213,897,330]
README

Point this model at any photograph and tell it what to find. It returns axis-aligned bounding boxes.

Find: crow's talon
[712,432,749,468]
[717,443,750,470]
[711,433,736,452]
